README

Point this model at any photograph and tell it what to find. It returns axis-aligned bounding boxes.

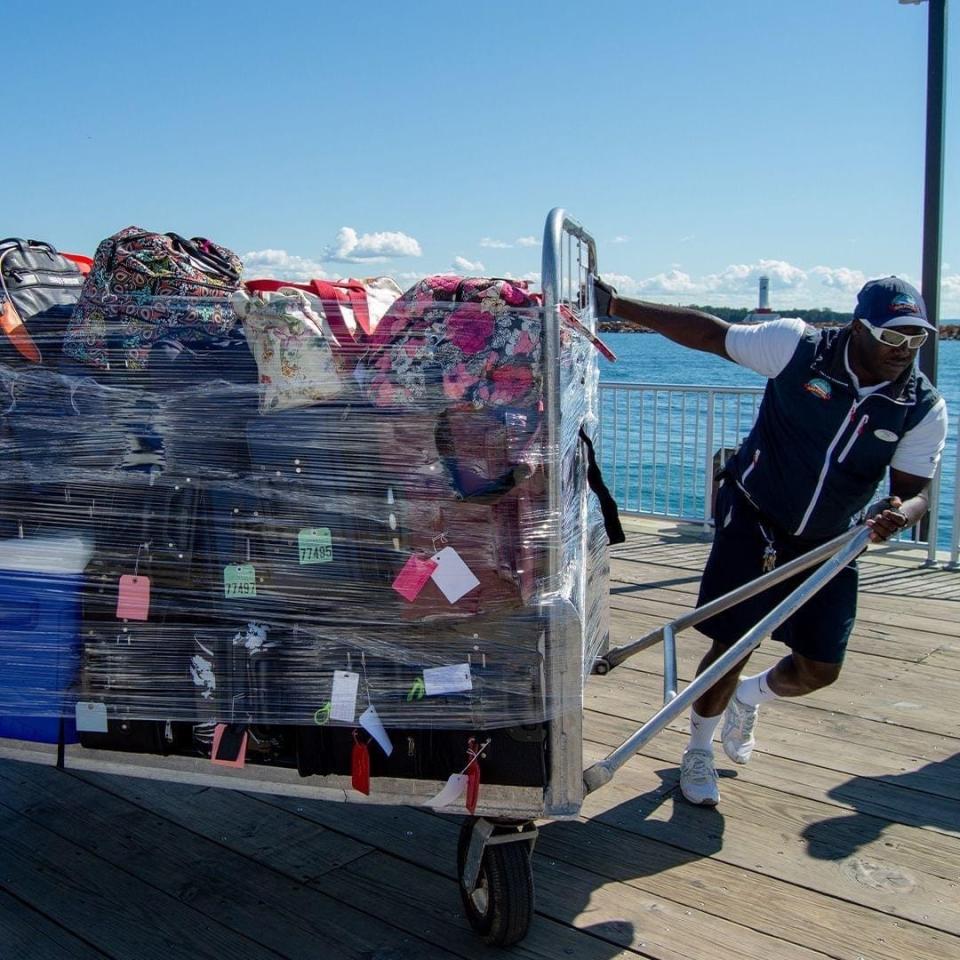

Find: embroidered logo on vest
[874,428,899,442]
[803,377,831,400]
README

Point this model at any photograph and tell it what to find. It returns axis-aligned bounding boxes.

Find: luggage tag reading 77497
[224,564,257,598]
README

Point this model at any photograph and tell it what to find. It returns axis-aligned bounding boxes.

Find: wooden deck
[2,518,958,959]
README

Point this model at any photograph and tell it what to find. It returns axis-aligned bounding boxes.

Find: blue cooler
[0,536,92,743]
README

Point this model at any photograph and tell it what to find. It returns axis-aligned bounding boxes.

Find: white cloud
[636,269,697,294]
[480,236,540,249]
[503,270,540,284]
[601,272,640,293]
[325,226,422,263]
[941,274,960,316]
[241,249,331,281]
[808,265,867,293]
[611,235,630,244]
[392,270,426,286]
[453,256,485,273]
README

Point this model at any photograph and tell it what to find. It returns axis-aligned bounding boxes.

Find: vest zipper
[740,448,761,483]
[794,400,859,536]
[837,414,870,464]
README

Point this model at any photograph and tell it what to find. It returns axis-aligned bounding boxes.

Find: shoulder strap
[579,426,625,545]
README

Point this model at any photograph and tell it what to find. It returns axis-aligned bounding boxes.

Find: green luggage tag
[298,528,333,565]
[224,564,257,599]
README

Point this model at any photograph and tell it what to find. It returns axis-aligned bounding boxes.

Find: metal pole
[662,625,678,702]
[923,460,941,567]
[949,426,960,570]
[703,390,715,533]
[918,0,947,385]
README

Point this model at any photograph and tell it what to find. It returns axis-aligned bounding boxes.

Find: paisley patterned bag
[63,226,243,371]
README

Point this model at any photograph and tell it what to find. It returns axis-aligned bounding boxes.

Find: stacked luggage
[0,226,611,800]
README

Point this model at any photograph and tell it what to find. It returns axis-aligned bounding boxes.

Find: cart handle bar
[582,524,870,795]
[593,524,870,676]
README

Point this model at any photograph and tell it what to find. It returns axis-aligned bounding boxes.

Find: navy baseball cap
[853,277,936,331]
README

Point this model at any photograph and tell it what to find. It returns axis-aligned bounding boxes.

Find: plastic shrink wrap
[1,266,610,793]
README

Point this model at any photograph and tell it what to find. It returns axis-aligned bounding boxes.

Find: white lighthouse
[743,275,780,324]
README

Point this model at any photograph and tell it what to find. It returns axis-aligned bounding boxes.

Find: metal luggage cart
[0,209,871,948]
[0,208,605,948]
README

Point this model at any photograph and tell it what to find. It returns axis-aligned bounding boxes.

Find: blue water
[599,334,959,549]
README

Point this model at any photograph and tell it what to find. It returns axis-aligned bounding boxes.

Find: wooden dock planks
[0,517,957,959]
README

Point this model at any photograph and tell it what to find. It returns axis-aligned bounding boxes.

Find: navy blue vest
[726,326,941,540]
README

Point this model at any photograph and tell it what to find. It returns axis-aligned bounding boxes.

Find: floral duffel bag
[358,276,543,410]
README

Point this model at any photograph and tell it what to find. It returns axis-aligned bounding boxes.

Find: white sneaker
[679,749,720,806]
[722,695,759,765]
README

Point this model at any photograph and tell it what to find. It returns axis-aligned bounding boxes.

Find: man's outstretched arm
[594,277,732,359]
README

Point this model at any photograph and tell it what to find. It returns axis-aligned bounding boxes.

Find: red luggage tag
[116,574,151,621]
[392,554,438,602]
[558,303,617,362]
[465,737,485,815]
[211,723,248,768]
[352,730,371,795]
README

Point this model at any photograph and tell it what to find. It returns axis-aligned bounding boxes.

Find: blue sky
[6,0,958,314]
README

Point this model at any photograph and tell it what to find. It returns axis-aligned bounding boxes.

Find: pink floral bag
[360,276,543,409]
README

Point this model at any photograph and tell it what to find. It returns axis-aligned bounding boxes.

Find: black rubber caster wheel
[457,817,534,946]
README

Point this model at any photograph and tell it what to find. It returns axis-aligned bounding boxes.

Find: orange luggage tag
[1,300,41,363]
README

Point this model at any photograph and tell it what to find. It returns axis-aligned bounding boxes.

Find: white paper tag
[430,546,480,604]
[330,670,360,723]
[75,701,109,733]
[359,705,393,757]
[423,663,473,696]
[425,773,469,808]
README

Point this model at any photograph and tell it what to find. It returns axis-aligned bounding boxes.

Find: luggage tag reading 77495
[298,528,332,564]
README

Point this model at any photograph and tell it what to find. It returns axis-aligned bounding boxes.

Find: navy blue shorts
[696,483,858,664]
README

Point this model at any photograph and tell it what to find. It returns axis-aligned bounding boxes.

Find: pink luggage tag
[116,574,151,621]
[392,554,438,602]
[211,723,248,768]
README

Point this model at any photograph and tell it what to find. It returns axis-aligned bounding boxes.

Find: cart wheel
[457,817,534,946]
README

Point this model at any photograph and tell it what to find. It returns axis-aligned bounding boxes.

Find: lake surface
[599,333,959,550]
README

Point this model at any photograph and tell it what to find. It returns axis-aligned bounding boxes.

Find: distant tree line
[686,305,853,325]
